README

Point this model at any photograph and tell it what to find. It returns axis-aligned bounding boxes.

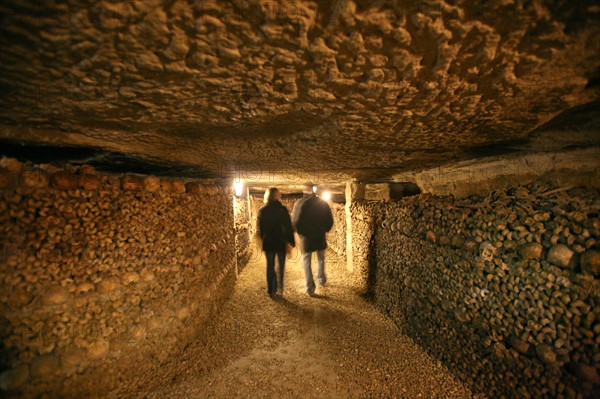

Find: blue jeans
[266,250,286,294]
[301,250,326,295]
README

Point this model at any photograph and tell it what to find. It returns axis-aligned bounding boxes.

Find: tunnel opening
[0,0,599,397]
[1,154,600,398]
[389,182,422,199]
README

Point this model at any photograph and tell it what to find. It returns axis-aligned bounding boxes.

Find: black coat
[292,194,333,253]
[257,200,295,252]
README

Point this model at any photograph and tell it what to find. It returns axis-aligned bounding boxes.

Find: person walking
[292,187,333,296]
[257,188,295,298]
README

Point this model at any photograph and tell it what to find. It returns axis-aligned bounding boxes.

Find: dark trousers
[265,250,286,294]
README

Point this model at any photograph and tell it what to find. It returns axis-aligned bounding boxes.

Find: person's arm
[283,208,295,246]
[256,208,264,241]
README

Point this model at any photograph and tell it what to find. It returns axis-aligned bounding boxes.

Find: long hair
[263,187,280,203]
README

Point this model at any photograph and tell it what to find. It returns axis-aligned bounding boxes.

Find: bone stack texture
[327,203,347,258]
[0,157,236,398]
[352,185,599,398]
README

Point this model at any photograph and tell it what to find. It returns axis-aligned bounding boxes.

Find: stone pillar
[233,185,251,275]
[345,181,365,273]
[233,194,239,278]
[245,186,252,260]
[345,183,353,273]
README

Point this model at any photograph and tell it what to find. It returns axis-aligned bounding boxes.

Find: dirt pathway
[116,249,480,398]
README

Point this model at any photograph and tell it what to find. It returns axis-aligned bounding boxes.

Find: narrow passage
[116,249,480,398]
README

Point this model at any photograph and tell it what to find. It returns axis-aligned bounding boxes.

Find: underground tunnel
[0,0,599,398]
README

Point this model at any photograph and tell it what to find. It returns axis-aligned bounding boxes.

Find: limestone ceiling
[0,0,599,182]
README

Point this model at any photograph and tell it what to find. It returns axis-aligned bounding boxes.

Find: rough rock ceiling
[0,0,599,181]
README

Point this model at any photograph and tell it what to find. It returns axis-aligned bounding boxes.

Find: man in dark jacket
[291,188,334,295]
[257,188,295,297]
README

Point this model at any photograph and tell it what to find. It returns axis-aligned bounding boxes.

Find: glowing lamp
[234,181,244,197]
[322,191,331,201]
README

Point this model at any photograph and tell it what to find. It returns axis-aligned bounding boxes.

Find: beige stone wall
[391,147,600,197]
[328,203,346,259]
[0,158,236,397]
[353,184,599,398]
[249,196,262,237]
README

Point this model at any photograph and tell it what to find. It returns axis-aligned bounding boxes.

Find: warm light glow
[234,181,244,197]
[312,185,317,193]
[322,191,331,201]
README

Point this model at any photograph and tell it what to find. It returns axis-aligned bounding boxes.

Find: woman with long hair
[256,188,295,298]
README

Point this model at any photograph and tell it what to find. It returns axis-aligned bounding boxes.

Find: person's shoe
[318,280,327,287]
[269,292,277,299]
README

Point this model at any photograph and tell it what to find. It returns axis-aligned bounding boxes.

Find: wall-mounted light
[322,191,331,201]
[312,185,317,194]
[234,181,244,197]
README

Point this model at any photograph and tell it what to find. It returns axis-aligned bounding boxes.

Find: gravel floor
[110,249,482,399]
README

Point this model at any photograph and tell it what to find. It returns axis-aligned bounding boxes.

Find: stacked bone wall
[0,158,236,398]
[327,203,346,259]
[355,184,600,398]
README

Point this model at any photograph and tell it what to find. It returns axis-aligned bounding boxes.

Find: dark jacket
[257,200,295,252]
[292,194,333,253]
